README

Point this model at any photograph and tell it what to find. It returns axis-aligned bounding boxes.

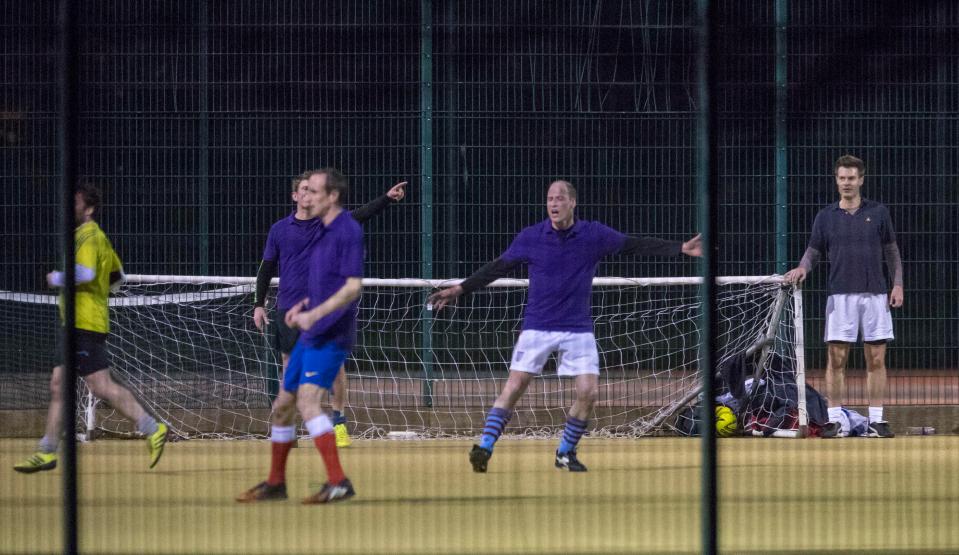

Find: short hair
[834,155,866,176]
[550,180,577,200]
[290,172,310,192]
[313,167,348,205]
[76,182,102,216]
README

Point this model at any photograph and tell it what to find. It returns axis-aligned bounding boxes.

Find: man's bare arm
[287,277,363,330]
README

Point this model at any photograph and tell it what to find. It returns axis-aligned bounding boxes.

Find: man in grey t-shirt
[785,155,904,438]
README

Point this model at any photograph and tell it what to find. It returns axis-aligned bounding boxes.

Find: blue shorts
[282,340,348,393]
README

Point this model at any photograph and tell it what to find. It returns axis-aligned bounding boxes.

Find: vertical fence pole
[935,1,948,362]
[695,0,719,553]
[420,0,434,406]
[198,0,210,275]
[58,0,79,552]
[775,0,789,274]
[442,1,461,281]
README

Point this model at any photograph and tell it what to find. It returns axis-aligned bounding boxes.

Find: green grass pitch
[3,436,958,554]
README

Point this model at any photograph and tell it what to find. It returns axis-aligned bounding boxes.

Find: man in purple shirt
[252,171,407,448]
[785,155,904,439]
[429,180,702,472]
[239,168,364,504]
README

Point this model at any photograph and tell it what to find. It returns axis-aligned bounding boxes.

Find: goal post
[0,275,807,440]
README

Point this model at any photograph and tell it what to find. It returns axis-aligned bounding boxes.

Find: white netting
[0,275,805,439]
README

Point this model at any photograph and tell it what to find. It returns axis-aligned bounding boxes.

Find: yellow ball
[715,405,737,437]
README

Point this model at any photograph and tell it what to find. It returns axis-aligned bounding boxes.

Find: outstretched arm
[350,181,409,224]
[252,259,278,331]
[681,234,702,257]
[427,257,522,311]
[620,236,681,257]
[619,233,702,257]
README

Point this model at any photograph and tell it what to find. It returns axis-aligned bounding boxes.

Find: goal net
[0,275,806,439]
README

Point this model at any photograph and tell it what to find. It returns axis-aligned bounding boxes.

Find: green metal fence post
[59,1,80,550]
[198,0,210,275]
[420,0,434,407]
[775,0,789,275]
[696,0,719,553]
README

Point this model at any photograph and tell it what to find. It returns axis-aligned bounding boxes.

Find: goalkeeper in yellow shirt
[14,183,168,473]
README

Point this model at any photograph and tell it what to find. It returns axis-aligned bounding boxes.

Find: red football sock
[313,432,345,484]
[267,441,294,486]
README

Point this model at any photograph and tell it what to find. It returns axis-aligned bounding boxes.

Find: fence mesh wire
[1,0,957,392]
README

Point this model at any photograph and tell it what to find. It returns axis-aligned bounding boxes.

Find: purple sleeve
[595,222,628,257]
[808,211,827,253]
[501,229,531,263]
[880,206,897,245]
[262,226,279,262]
[338,227,365,278]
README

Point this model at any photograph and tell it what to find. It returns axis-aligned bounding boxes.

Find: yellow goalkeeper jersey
[60,221,123,334]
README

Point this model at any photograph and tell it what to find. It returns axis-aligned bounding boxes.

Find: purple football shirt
[261,212,322,310]
[299,210,365,350]
[501,219,627,332]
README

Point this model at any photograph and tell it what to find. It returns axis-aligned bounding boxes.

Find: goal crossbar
[120,274,788,287]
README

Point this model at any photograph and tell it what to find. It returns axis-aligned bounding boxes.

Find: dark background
[1,0,956,371]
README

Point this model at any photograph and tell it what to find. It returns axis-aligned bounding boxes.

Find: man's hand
[253,306,270,331]
[783,267,807,284]
[46,272,58,288]
[427,285,464,311]
[285,298,310,330]
[682,234,703,257]
[386,181,409,201]
[290,310,317,331]
[889,285,904,308]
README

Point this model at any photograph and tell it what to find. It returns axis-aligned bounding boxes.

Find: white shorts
[509,330,600,376]
[824,293,894,343]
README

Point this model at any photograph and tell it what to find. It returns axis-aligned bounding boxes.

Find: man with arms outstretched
[785,154,903,438]
[14,183,168,473]
[429,180,701,472]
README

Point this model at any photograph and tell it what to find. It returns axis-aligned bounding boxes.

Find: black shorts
[270,308,301,355]
[55,328,111,377]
